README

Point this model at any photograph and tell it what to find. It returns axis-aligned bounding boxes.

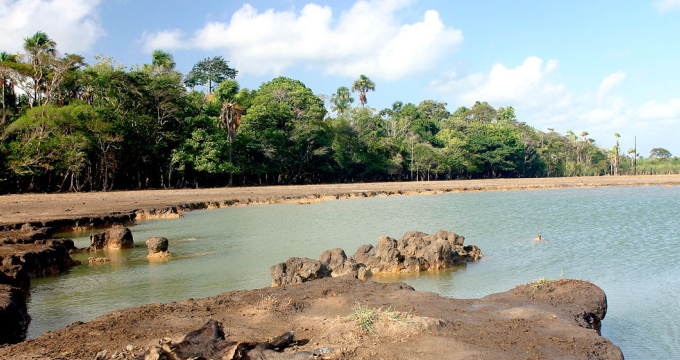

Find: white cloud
[598,72,625,99]
[429,56,565,108]
[0,0,105,54]
[140,0,463,80]
[429,56,680,153]
[654,0,680,12]
[141,29,187,53]
[637,99,680,120]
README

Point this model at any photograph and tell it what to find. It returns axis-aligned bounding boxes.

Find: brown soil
[0,277,623,360]
[2,175,679,228]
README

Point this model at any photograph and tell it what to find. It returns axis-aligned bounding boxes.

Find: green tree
[0,51,21,124]
[351,74,375,107]
[151,50,176,70]
[22,31,57,107]
[185,56,237,93]
[649,147,672,159]
[330,86,354,115]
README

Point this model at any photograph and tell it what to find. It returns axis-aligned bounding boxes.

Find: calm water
[29,186,680,359]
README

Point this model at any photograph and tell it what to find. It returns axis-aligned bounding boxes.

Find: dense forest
[0,32,676,193]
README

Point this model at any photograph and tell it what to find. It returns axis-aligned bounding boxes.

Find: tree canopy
[0,31,674,194]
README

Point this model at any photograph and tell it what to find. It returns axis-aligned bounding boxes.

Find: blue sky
[2,0,680,156]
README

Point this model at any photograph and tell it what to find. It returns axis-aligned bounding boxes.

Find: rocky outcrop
[319,248,362,277]
[489,279,610,334]
[0,284,30,344]
[0,239,80,289]
[270,257,331,287]
[146,237,171,259]
[0,236,79,344]
[271,230,481,286]
[88,226,134,250]
[0,277,624,360]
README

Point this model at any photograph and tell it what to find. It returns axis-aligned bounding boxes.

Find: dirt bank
[0,276,623,360]
[2,175,679,230]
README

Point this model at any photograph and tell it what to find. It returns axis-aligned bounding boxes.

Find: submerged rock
[88,226,134,250]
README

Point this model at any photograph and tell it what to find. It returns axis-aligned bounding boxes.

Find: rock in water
[272,230,483,286]
[146,237,171,259]
[89,226,134,250]
[270,257,331,287]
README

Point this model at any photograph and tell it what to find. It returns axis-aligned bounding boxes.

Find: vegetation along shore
[2,32,679,195]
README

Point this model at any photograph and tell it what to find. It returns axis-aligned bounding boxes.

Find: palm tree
[23,31,57,107]
[215,79,242,185]
[151,50,176,71]
[351,74,375,106]
[330,86,353,115]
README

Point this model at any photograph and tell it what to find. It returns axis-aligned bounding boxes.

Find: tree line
[0,32,676,193]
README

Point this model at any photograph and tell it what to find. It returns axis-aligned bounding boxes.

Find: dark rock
[0,284,30,344]
[89,226,134,250]
[270,257,331,287]
[138,319,332,360]
[146,237,169,253]
[146,237,171,260]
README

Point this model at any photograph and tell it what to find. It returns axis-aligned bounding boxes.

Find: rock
[146,237,168,253]
[140,319,333,360]
[145,237,171,260]
[1,239,79,289]
[421,239,455,270]
[0,284,30,344]
[273,230,482,286]
[318,248,359,277]
[88,257,111,264]
[270,257,331,287]
[434,229,465,246]
[89,226,134,250]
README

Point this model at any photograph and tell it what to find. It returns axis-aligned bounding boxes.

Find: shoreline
[2,175,679,231]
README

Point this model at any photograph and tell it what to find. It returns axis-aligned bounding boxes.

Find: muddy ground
[2,175,679,227]
[0,277,623,360]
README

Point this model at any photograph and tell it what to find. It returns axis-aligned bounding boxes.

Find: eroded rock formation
[271,230,481,287]
[88,226,134,250]
[0,284,30,344]
[146,237,171,259]
[0,231,79,344]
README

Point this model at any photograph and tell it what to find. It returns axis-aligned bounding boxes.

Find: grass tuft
[349,303,413,334]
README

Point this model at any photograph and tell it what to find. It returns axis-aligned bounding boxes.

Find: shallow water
[29,186,680,359]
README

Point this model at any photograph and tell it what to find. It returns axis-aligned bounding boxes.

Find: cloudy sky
[2,0,679,156]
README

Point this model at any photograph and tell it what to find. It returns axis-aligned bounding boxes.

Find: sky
[2,0,680,157]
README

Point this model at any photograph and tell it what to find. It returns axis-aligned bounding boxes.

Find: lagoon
[29,186,680,359]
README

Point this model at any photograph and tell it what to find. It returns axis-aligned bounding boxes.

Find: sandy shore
[2,175,679,228]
